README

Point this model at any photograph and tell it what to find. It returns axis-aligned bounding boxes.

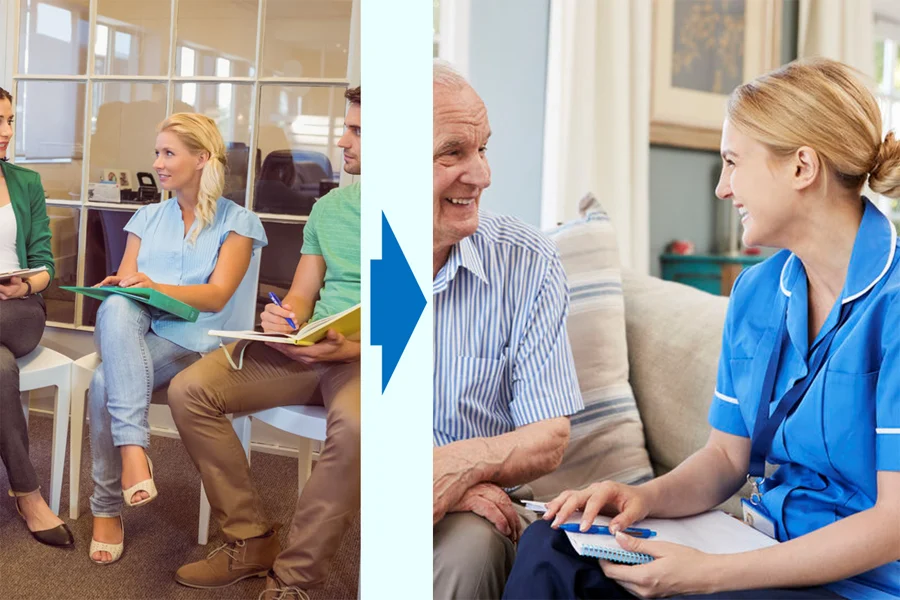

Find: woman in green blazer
[0,86,73,547]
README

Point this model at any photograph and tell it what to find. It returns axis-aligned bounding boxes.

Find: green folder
[61,286,200,322]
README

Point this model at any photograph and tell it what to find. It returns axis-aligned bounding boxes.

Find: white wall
[0,0,12,88]
[466,0,550,227]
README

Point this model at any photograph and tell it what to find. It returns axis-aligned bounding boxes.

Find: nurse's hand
[543,481,653,533]
[600,533,722,598]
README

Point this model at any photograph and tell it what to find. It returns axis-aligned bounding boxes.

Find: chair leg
[49,379,71,517]
[198,483,211,545]
[20,391,30,428]
[297,438,313,496]
[233,415,252,463]
[69,371,90,520]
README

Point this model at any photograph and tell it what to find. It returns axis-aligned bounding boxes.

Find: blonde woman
[88,113,267,564]
[504,59,900,599]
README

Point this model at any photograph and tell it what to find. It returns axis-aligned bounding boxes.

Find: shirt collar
[433,235,488,294]
[779,196,898,305]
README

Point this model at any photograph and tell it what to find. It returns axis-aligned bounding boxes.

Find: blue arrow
[371,212,426,392]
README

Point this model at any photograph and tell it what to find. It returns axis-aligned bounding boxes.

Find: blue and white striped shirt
[433,211,583,447]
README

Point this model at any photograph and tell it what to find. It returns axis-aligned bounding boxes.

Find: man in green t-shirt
[169,87,361,598]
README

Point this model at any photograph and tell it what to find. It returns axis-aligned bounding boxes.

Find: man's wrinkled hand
[433,444,478,526]
[449,482,522,541]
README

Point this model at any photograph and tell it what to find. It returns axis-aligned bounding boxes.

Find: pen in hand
[557,523,656,538]
[268,292,298,330]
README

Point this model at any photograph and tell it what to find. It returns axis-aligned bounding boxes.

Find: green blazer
[0,160,55,281]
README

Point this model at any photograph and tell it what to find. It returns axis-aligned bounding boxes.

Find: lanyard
[748,294,852,484]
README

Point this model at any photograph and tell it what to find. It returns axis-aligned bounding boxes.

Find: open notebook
[209,303,361,346]
[562,510,777,565]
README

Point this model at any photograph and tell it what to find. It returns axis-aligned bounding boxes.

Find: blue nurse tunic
[710,198,900,599]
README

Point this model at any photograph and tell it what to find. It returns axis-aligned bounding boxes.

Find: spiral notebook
[563,510,778,565]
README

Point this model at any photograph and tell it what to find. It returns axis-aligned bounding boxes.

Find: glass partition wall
[10,0,356,328]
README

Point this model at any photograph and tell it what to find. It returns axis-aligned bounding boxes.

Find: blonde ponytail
[194,154,225,243]
[157,113,227,244]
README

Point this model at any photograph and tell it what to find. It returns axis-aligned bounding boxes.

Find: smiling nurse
[503,58,900,599]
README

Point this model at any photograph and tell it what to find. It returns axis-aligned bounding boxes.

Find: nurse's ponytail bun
[869,131,900,199]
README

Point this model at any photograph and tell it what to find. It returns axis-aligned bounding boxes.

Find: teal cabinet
[660,254,764,296]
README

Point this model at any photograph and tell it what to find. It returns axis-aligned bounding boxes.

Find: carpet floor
[0,414,359,599]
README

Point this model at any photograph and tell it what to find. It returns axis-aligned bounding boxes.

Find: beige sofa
[622,270,749,512]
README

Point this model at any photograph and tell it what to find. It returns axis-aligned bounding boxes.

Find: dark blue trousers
[502,519,844,600]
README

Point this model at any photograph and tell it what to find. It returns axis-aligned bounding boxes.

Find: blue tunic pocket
[821,368,878,488]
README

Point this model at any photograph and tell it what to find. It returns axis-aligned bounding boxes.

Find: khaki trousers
[433,503,536,599]
[168,341,360,588]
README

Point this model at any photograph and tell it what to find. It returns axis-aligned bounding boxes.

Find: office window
[875,17,900,219]
[9,0,357,329]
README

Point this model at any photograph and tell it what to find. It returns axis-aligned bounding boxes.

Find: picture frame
[101,167,134,190]
[650,0,783,151]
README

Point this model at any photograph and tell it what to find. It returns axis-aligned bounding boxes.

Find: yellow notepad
[208,303,361,346]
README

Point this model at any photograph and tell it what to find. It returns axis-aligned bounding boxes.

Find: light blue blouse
[124,197,267,353]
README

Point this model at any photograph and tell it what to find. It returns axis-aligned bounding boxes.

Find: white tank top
[0,203,21,273]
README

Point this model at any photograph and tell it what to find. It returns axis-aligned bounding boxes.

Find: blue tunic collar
[777,197,897,358]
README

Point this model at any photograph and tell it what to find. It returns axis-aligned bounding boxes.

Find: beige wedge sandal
[90,515,124,565]
[122,456,158,508]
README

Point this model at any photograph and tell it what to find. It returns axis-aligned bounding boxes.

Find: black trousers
[0,294,46,493]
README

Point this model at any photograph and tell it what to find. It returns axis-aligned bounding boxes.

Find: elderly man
[432,61,584,599]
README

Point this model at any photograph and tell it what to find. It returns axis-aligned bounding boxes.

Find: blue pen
[268,292,297,330]
[558,523,656,538]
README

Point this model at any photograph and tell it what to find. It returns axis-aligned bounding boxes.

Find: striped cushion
[526,194,654,501]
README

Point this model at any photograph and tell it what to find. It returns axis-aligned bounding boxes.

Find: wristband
[23,279,32,297]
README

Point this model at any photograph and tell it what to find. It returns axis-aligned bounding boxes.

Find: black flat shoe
[10,491,75,548]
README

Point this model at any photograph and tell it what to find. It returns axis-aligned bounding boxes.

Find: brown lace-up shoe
[175,528,281,589]
[259,570,310,600]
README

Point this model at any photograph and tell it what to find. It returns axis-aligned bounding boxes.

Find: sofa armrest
[621,271,727,475]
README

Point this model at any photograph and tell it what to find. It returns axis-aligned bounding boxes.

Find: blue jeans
[503,520,845,599]
[89,295,200,517]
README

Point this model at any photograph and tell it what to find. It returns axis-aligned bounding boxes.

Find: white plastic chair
[17,345,73,515]
[68,250,261,520]
[197,405,328,544]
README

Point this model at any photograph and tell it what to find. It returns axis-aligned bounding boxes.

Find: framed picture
[101,167,134,190]
[650,0,783,151]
